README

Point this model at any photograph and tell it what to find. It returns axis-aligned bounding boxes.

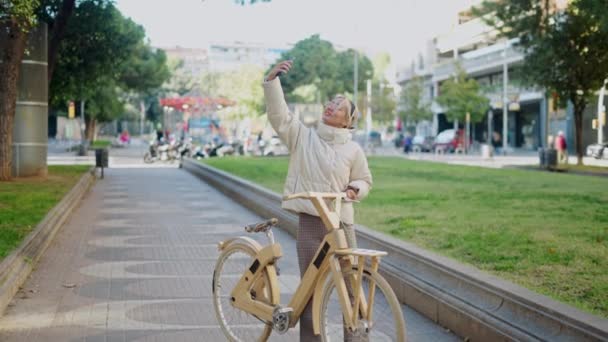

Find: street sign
[68,101,75,119]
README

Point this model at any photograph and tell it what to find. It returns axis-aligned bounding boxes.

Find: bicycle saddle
[245,218,278,233]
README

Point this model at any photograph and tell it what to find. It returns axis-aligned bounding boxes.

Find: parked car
[432,129,465,153]
[586,142,608,159]
[411,135,434,152]
[263,136,289,156]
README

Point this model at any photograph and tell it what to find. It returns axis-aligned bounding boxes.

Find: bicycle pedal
[272,306,293,334]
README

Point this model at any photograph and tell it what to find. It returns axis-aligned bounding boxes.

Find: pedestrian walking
[403,133,413,154]
[555,131,568,164]
[264,60,373,341]
[155,123,163,142]
[492,131,502,155]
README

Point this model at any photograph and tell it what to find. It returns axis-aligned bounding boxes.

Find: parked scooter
[143,139,172,163]
[177,138,193,159]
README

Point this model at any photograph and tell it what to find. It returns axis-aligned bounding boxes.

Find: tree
[163,58,198,97]
[200,65,265,118]
[436,66,489,125]
[84,78,124,140]
[0,0,40,180]
[271,35,373,101]
[368,52,396,124]
[0,0,269,180]
[50,1,145,139]
[120,44,170,95]
[120,43,170,131]
[475,0,608,164]
[399,76,433,126]
[37,0,78,82]
[369,81,397,123]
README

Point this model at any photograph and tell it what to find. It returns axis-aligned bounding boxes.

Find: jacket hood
[316,122,352,144]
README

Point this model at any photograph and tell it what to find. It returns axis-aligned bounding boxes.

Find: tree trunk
[47,0,76,83]
[0,20,29,181]
[573,102,586,166]
[84,116,96,142]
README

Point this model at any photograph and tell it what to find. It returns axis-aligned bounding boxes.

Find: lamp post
[354,50,358,106]
[502,40,509,155]
[366,79,373,150]
[598,78,607,144]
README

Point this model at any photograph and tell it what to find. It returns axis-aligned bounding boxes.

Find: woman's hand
[346,189,357,200]
[266,60,293,82]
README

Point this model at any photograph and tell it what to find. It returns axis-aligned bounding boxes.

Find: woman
[264,60,372,341]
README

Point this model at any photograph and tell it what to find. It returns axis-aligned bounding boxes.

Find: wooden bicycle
[212,192,406,341]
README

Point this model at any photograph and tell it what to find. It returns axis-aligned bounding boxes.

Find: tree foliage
[399,76,432,124]
[367,52,396,124]
[50,0,169,138]
[119,44,170,95]
[163,58,197,97]
[436,65,489,124]
[50,1,144,103]
[200,65,265,118]
[271,35,373,101]
[474,0,608,163]
[0,0,40,28]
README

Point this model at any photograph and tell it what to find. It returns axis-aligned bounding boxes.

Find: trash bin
[539,148,557,170]
[77,143,88,156]
[538,148,546,168]
[481,144,493,159]
[546,148,557,170]
[95,148,108,178]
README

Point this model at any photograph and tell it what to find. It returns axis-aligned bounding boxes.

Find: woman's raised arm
[263,60,305,152]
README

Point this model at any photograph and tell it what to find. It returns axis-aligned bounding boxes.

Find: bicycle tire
[319,265,407,341]
[213,243,275,342]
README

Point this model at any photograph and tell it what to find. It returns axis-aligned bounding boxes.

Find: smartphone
[277,58,295,77]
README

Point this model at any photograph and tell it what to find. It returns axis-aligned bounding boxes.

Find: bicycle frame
[225,192,382,335]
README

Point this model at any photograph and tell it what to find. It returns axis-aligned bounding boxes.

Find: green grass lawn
[90,140,111,148]
[203,156,608,317]
[0,165,90,259]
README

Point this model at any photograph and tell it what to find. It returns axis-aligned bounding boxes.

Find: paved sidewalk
[370,146,608,169]
[0,168,457,341]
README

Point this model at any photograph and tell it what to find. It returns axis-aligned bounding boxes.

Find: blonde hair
[334,95,359,129]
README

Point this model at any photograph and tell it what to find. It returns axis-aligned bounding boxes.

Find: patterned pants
[297,213,366,342]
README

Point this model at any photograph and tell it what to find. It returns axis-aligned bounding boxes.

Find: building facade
[397,1,604,153]
[162,42,287,77]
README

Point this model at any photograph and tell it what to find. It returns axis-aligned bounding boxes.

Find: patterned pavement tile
[0,167,459,341]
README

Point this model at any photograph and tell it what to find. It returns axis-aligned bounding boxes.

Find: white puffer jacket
[263,77,372,224]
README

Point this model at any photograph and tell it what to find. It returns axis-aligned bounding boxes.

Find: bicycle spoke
[213,247,273,341]
[321,268,405,341]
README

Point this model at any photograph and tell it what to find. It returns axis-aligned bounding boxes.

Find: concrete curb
[0,167,95,316]
[184,158,608,342]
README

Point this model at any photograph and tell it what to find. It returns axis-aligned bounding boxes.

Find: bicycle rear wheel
[213,243,275,341]
[319,266,407,341]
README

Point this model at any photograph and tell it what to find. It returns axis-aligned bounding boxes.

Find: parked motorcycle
[143,139,172,163]
[177,138,193,159]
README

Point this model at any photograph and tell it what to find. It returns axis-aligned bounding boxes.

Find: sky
[116,0,477,69]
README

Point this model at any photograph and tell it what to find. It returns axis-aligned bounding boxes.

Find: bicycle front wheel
[213,243,275,341]
[319,266,407,341]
